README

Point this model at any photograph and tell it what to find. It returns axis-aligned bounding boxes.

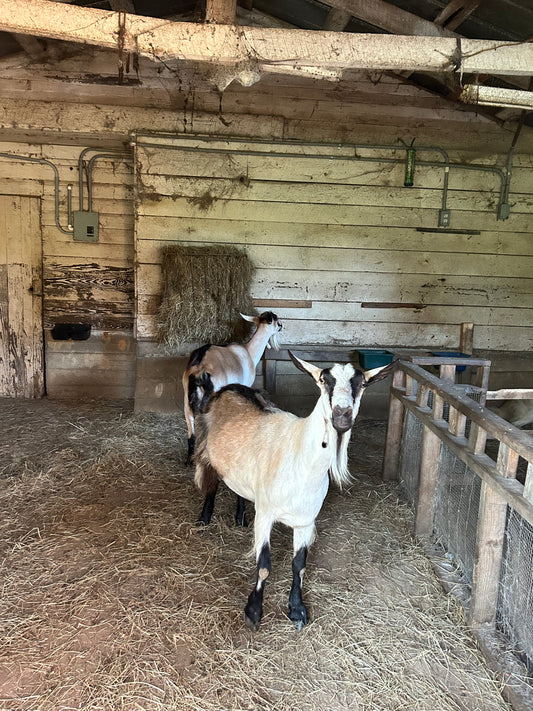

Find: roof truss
[0,0,531,79]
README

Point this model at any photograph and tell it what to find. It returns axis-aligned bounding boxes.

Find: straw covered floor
[0,397,513,710]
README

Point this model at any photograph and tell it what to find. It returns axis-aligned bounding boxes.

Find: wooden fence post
[383,368,405,481]
[415,387,443,537]
[469,443,519,628]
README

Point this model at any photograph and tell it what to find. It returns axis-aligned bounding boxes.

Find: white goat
[183,311,282,468]
[489,399,533,429]
[194,351,395,631]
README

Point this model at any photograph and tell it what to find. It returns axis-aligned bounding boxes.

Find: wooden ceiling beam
[323,8,352,33]
[108,0,136,12]
[461,84,533,110]
[434,1,482,32]
[0,0,532,78]
[320,0,456,37]
[12,32,46,58]
[205,0,237,24]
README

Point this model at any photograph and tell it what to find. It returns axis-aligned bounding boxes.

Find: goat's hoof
[244,604,262,632]
[235,515,248,527]
[195,517,210,528]
[288,604,308,630]
[244,613,261,632]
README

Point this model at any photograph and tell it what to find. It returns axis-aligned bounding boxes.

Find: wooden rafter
[205,0,237,24]
[108,0,136,12]
[323,8,352,33]
[434,1,482,32]
[321,0,456,37]
[461,84,533,110]
[0,0,531,78]
[12,33,45,58]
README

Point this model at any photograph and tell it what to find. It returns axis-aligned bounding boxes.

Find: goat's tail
[194,414,219,494]
[188,371,214,417]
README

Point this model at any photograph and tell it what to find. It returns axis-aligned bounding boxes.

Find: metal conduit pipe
[0,152,72,234]
[132,137,509,220]
[85,152,131,212]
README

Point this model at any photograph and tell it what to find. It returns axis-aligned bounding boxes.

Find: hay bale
[157,244,255,351]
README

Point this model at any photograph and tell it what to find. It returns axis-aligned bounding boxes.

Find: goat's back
[195,386,300,500]
[187,344,255,389]
[491,400,533,428]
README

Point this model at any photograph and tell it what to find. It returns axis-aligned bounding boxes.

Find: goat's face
[289,352,396,433]
[241,311,282,350]
[321,364,360,433]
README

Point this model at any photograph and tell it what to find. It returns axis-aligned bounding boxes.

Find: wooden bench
[263,347,358,395]
[263,347,491,398]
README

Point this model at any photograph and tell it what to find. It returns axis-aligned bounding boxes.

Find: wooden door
[0,195,44,397]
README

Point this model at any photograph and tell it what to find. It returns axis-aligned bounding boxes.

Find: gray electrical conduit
[133,136,510,220]
[0,149,132,233]
[0,152,73,234]
[0,142,511,229]
[85,152,131,212]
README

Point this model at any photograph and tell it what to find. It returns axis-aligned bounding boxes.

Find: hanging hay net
[157,244,255,351]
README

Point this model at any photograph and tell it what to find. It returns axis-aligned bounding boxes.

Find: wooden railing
[383,359,533,710]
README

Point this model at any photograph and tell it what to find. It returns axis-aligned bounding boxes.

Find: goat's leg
[196,480,219,526]
[234,496,248,527]
[244,541,271,631]
[288,524,314,629]
[185,435,196,466]
[184,401,195,466]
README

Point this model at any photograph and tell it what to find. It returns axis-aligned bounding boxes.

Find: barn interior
[0,1,532,709]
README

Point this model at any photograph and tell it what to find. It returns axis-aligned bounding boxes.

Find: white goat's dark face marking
[258,311,282,330]
[322,364,360,434]
[350,371,365,399]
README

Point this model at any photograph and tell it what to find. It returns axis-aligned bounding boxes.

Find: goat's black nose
[332,405,353,433]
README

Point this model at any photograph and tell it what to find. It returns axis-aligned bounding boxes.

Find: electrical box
[73,211,99,242]
[438,209,451,228]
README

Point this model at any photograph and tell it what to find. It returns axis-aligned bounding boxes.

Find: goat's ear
[288,350,322,381]
[240,313,257,323]
[364,360,396,386]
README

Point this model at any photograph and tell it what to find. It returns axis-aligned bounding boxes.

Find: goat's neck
[301,397,337,462]
[301,394,351,487]
[244,327,271,367]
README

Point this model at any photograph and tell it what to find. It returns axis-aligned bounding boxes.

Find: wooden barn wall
[134,136,532,349]
[0,52,532,405]
[0,142,135,399]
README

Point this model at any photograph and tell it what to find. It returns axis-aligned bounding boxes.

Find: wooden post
[264,358,277,396]
[460,322,474,355]
[415,386,443,537]
[205,0,237,24]
[383,368,406,481]
[524,461,533,504]
[469,443,519,628]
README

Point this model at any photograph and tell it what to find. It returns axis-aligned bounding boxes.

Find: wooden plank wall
[134,135,533,364]
[0,52,532,404]
[0,142,135,398]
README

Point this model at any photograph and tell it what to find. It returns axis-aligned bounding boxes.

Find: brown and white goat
[182,311,282,468]
[194,351,395,631]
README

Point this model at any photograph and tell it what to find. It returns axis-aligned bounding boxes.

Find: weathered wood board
[0,194,44,397]
[134,135,533,354]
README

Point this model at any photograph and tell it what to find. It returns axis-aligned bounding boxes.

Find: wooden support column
[205,0,237,24]
[469,443,519,628]
[460,322,474,355]
[383,367,406,481]
[415,386,444,536]
[264,359,277,396]
[524,462,533,505]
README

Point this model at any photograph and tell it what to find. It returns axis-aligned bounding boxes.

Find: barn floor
[0,397,514,711]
